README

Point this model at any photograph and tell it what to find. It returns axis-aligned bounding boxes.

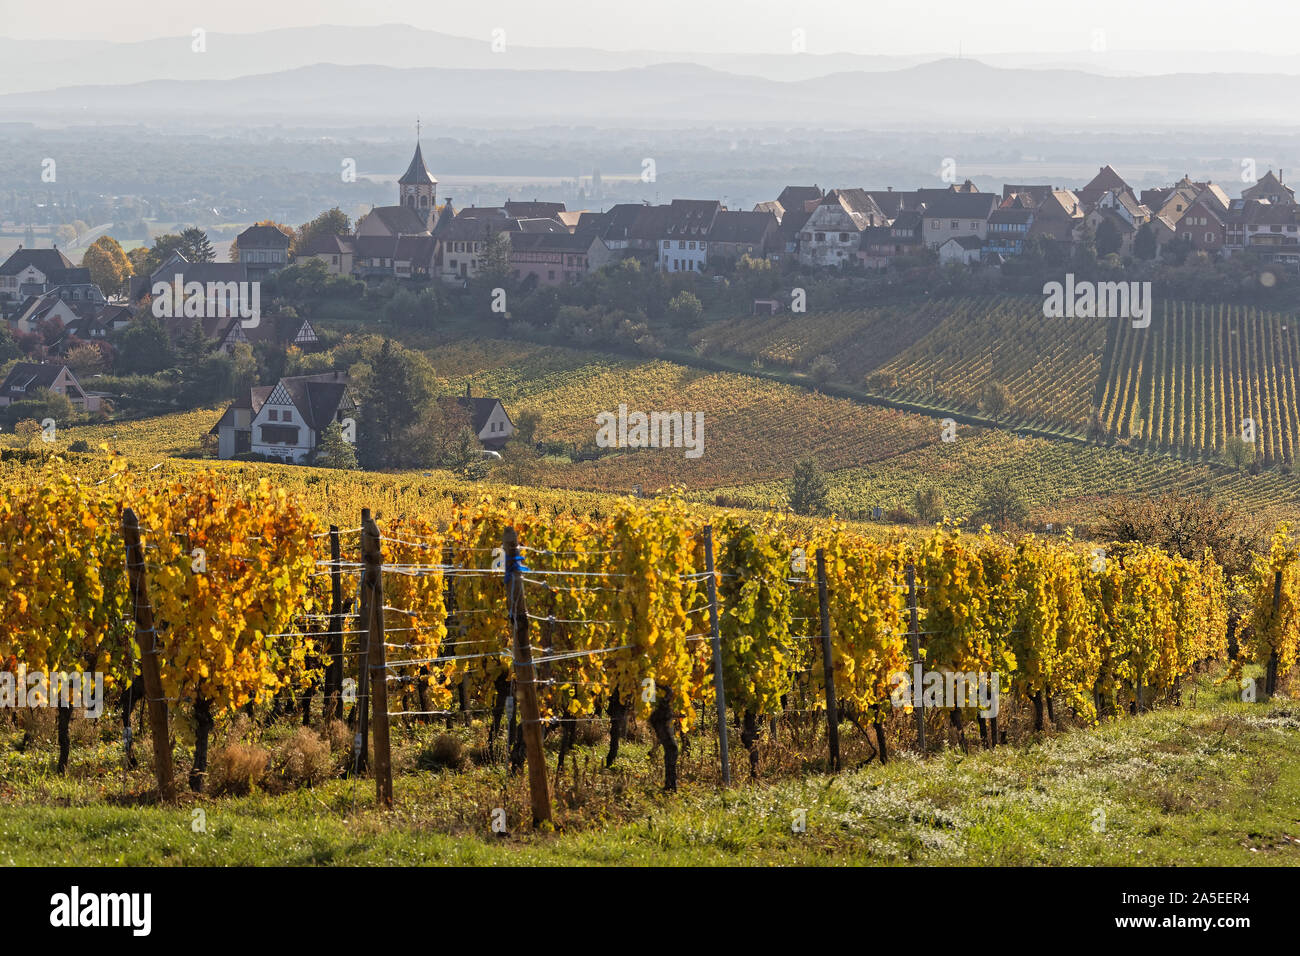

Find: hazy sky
[7,0,1300,54]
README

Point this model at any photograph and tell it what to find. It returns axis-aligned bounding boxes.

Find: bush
[416,733,466,772]
[208,742,269,796]
[275,727,333,787]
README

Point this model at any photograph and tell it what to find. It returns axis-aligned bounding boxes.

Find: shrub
[275,727,333,787]
[209,742,269,796]
[417,733,466,771]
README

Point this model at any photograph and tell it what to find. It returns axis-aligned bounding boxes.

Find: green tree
[1134,223,1157,261]
[0,322,18,363]
[914,485,945,523]
[789,456,829,516]
[114,315,176,374]
[179,227,215,263]
[1095,218,1123,258]
[1224,434,1255,470]
[312,421,359,470]
[667,290,704,327]
[513,408,541,445]
[295,207,351,255]
[973,476,1028,532]
[353,339,437,469]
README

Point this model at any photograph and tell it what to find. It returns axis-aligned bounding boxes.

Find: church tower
[398,129,437,231]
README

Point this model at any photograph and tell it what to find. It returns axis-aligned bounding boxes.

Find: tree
[0,322,18,363]
[1101,492,1256,576]
[179,227,215,263]
[114,315,176,375]
[914,485,945,523]
[175,320,212,370]
[1134,223,1157,261]
[789,457,829,516]
[64,343,106,379]
[980,381,1012,421]
[667,290,704,327]
[295,207,351,256]
[808,354,838,385]
[1224,434,1255,470]
[312,421,358,470]
[479,232,512,286]
[973,476,1028,532]
[127,246,151,276]
[446,428,491,481]
[513,408,541,446]
[82,236,132,294]
[1095,218,1123,258]
[0,388,76,431]
[352,339,437,469]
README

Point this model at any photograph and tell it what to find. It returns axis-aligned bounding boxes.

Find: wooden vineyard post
[361,511,393,806]
[324,524,344,723]
[121,508,176,803]
[1267,570,1282,697]
[352,510,372,775]
[703,526,731,786]
[906,562,925,754]
[814,548,840,772]
[503,527,553,827]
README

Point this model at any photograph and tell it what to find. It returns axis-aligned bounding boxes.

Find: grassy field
[0,671,1296,865]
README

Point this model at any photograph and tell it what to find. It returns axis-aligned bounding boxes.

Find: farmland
[10,332,1300,531]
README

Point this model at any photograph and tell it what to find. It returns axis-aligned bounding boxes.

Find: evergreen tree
[789,457,829,516]
[313,421,358,470]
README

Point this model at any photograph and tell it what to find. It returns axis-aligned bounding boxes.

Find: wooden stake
[815,548,840,772]
[121,508,176,803]
[906,562,925,754]
[353,510,371,775]
[503,527,553,827]
[325,524,343,723]
[1267,570,1282,697]
[703,526,731,786]
[362,511,393,806]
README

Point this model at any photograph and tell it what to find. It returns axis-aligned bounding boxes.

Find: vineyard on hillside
[686,296,1108,432]
[2,464,1293,817]
[691,300,951,375]
[438,347,941,492]
[1097,301,1300,464]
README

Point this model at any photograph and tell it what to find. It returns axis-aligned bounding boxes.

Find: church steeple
[398,124,437,230]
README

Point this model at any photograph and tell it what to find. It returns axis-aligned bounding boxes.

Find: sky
[5,0,1300,55]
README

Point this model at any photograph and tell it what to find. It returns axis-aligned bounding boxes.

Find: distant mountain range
[6,23,1300,98]
[4,55,1300,129]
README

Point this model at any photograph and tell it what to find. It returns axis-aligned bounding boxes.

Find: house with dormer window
[212,371,356,463]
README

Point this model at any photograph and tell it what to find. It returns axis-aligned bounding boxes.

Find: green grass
[2,673,1297,865]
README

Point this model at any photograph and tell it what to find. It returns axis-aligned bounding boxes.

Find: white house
[212,371,356,463]
[438,386,515,450]
[938,235,984,266]
[656,200,722,273]
[797,189,886,269]
[0,247,74,305]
